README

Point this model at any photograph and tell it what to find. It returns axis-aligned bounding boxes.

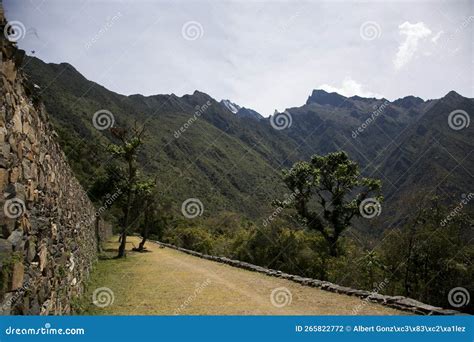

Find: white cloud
[393,21,432,70]
[319,77,383,98]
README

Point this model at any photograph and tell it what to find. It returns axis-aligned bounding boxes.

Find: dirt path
[83,237,406,315]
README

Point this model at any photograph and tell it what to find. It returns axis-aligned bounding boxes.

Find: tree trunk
[403,231,415,296]
[138,235,147,251]
[137,221,149,251]
[326,233,339,257]
[117,199,131,258]
[328,241,338,257]
[117,159,134,258]
[117,231,127,257]
[117,197,131,258]
[95,217,102,253]
[137,200,151,251]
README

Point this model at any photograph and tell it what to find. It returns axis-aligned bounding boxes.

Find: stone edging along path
[151,241,462,316]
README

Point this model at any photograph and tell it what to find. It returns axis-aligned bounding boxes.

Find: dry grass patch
[79,236,407,315]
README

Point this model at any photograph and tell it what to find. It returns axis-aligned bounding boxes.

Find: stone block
[9,166,20,183]
[0,167,8,189]
[1,221,15,239]
[22,159,32,180]
[25,237,36,262]
[7,229,23,249]
[38,243,47,272]
[10,261,24,291]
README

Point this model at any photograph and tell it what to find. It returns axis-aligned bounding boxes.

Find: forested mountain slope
[21,55,473,231]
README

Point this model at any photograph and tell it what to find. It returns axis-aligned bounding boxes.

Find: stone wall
[0,8,111,314]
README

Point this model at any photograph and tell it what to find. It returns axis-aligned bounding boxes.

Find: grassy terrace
[79,236,406,315]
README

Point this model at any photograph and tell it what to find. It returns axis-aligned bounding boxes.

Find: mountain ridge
[28,58,472,115]
[20,54,474,235]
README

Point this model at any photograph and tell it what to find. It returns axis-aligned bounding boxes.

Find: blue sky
[4,0,473,116]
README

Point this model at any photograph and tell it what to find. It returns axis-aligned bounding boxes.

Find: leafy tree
[107,124,146,258]
[276,151,382,256]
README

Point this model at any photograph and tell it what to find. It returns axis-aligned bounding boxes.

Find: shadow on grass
[132,247,152,253]
[98,253,116,260]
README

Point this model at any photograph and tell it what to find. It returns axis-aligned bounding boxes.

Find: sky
[4,0,473,116]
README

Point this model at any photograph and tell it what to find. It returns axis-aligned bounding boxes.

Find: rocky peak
[393,95,425,109]
[306,89,353,108]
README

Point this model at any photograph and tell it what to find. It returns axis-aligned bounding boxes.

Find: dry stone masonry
[0,9,111,315]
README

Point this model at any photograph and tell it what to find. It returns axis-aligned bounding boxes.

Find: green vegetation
[378,198,473,309]
[21,57,474,235]
[276,151,381,256]
[159,199,473,311]
[20,56,473,313]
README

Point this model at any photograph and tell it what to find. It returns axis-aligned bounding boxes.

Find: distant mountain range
[21,55,473,236]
